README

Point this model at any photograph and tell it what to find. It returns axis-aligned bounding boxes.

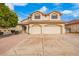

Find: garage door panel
[42,25,61,34]
[29,27,41,34]
[29,25,61,34]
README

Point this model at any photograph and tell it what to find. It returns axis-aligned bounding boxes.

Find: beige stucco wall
[16,25,23,31]
[61,24,65,34]
[66,24,79,33]
[76,24,79,32]
[70,24,77,32]
[45,16,50,20]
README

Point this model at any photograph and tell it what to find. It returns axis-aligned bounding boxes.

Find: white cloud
[61,10,73,14]
[61,9,79,18]
[13,3,27,6]
[5,3,27,10]
[72,9,79,17]
[73,13,79,18]
[5,3,14,10]
[39,6,48,13]
[18,17,24,21]
[73,14,78,17]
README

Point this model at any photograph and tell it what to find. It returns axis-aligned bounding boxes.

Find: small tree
[0,3,18,28]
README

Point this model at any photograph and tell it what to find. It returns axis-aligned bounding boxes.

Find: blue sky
[5,3,79,22]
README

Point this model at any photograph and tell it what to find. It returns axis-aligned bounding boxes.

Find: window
[34,14,40,19]
[51,14,58,19]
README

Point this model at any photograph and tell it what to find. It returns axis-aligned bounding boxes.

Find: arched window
[34,14,40,19]
[51,14,58,19]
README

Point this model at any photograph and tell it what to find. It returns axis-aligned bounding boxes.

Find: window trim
[51,14,58,19]
[34,14,40,19]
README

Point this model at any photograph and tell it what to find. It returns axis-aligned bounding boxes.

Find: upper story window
[34,14,40,19]
[51,14,58,19]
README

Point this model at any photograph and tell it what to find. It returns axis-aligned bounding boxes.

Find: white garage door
[29,26,41,34]
[42,25,61,34]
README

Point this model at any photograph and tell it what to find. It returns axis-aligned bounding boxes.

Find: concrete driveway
[1,33,79,56]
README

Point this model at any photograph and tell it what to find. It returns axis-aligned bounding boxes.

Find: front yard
[0,33,79,56]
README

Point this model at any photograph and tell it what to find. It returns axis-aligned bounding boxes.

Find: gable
[48,11,62,16]
[31,11,44,16]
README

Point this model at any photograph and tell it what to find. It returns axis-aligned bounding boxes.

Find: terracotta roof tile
[65,19,79,25]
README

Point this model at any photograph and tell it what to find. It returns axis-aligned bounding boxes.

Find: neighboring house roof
[65,19,79,25]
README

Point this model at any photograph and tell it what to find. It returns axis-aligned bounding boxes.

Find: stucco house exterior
[18,11,65,34]
[65,19,79,33]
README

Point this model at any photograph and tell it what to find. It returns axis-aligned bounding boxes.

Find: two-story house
[18,11,65,34]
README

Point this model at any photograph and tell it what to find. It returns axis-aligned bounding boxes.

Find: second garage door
[42,25,61,34]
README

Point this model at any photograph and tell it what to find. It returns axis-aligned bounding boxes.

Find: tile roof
[65,19,79,25]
